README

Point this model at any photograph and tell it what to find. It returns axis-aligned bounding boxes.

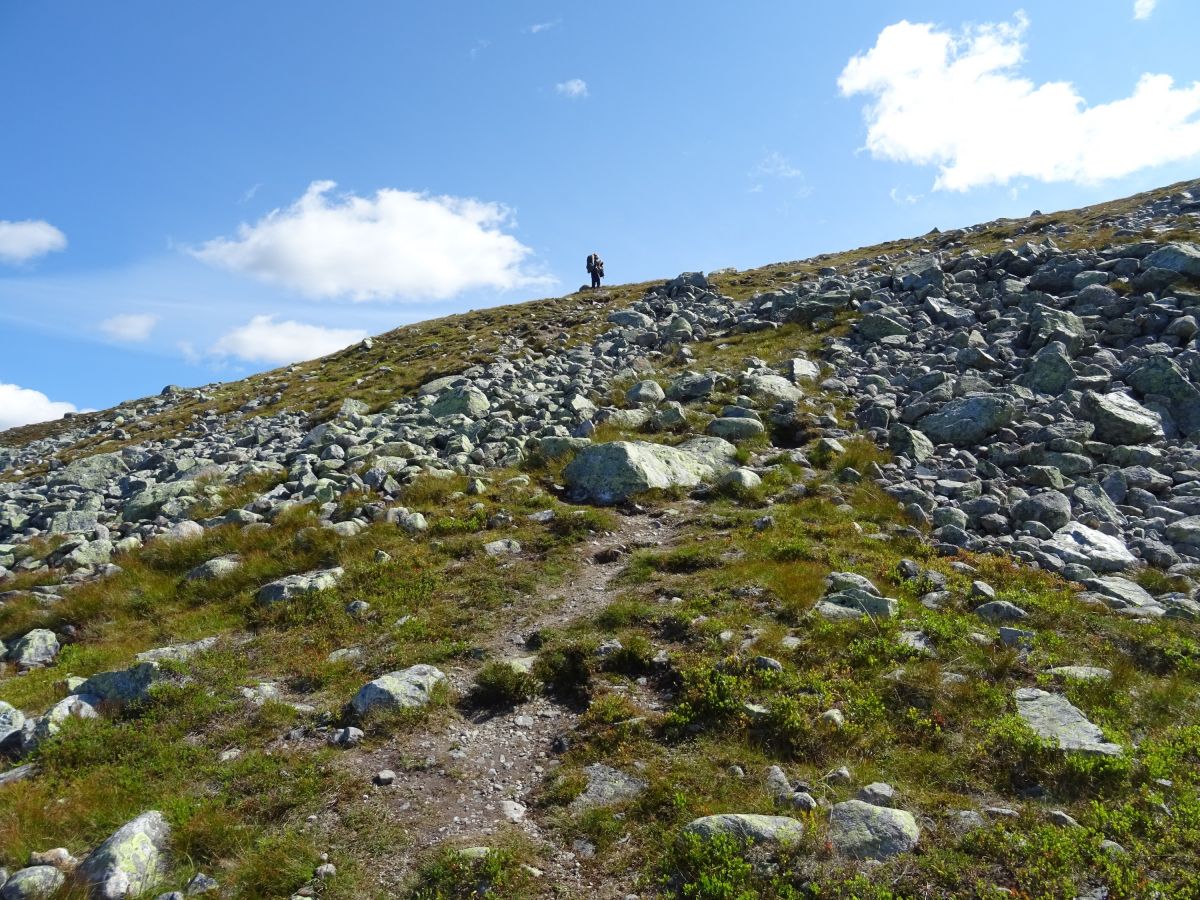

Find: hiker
[587,252,604,289]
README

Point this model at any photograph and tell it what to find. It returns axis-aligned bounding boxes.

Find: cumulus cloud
[191,181,550,301]
[0,220,67,265]
[838,12,1200,190]
[211,315,368,365]
[99,313,158,342]
[555,78,588,99]
[0,383,78,431]
[1134,0,1159,19]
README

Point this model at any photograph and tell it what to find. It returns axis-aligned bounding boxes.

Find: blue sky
[2,0,1199,428]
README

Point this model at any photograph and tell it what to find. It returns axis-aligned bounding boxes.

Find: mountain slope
[0,179,1199,898]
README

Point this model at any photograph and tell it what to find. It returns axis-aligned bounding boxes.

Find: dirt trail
[339,507,686,898]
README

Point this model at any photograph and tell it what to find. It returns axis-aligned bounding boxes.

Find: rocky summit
[1,181,1200,897]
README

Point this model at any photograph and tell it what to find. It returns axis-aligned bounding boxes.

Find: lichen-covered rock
[0,865,65,899]
[681,814,804,846]
[351,664,446,716]
[76,810,170,899]
[430,386,490,419]
[185,555,242,581]
[7,629,59,669]
[829,800,920,859]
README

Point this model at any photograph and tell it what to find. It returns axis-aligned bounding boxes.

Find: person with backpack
[586,251,604,289]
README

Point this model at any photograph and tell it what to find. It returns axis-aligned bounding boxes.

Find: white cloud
[838,12,1200,191]
[0,220,67,265]
[1134,0,1159,19]
[0,383,78,430]
[555,78,589,99]
[99,313,158,342]
[530,19,560,33]
[211,315,368,365]
[191,181,551,301]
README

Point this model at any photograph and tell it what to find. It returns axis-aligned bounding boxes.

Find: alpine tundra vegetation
[3,181,1200,898]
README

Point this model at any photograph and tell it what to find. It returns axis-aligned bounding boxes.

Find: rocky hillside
[1,179,1200,899]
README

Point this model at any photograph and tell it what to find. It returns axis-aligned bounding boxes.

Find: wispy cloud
[1134,0,1159,19]
[469,38,490,59]
[211,315,367,365]
[240,183,261,203]
[748,152,812,198]
[889,187,923,205]
[191,180,553,302]
[99,313,158,342]
[529,19,560,34]
[0,219,67,265]
[555,78,589,99]
[839,12,1200,190]
[753,152,805,180]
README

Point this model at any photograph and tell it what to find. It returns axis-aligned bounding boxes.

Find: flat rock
[681,814,804,846]
[1044,523,1135,572]
[1014,687,1122,756]
[563,439,736,504]
[570,764,647,811]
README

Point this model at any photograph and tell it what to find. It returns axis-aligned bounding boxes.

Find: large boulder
[681,814,805,847]
[0,700,26,749]
[1126,357,1200,436]
[1012,492,1072,531]
[563,439,736,504]
[76,810,170,899]
[430,386,490,419]
[829,800,920,859]
[351,664,446,716]
[1080,391,1164,445]
[1165,516,1200,550]
[50,452,128,490]
[1044,523,1135,572]
[916,396,1015,446]
[892,256,945,293]
[1142,242,1200,280]
[1028,305,1088,356]
[1014,688,1122,756]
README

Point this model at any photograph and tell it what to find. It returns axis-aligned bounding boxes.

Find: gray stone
[256,567,344,605]
[1013,492,1072,531]
[184,555,242,581]
[917,396,1015,446]
[563,439,736,504]
[741,372,802,403]
[1047,666,1112,682]
[887,424,934,462]
[1142,242,1200,280]
[706,417,765,441]
[625,380,665,405]
[974,601,1028,623]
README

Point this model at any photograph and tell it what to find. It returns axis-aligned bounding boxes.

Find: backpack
[586,254,596,273]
